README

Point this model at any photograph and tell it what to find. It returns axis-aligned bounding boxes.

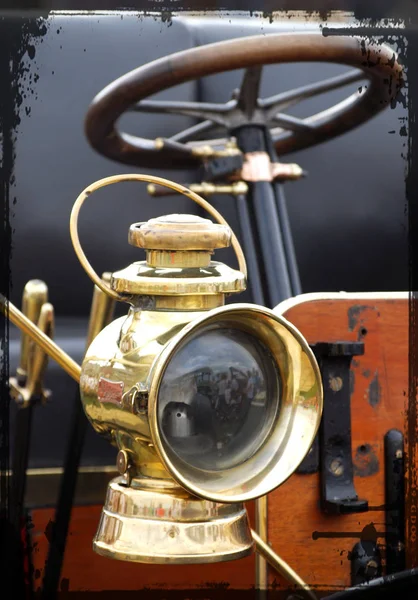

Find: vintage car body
[4,11,412,599]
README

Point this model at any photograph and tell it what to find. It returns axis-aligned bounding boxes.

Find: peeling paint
[368,371,381,407]
[347,305,372,331]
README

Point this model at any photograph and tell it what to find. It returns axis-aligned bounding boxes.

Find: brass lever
[25,303,54,401]
[16,280,48,384]
[9,281,54,408]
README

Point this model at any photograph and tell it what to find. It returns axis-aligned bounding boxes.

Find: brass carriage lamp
[2,174,323,566]
[70,174,323,564]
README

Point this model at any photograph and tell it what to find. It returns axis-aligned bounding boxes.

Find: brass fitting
[111,214,245,304]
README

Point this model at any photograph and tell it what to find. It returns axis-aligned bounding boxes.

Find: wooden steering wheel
[84,32,403,170]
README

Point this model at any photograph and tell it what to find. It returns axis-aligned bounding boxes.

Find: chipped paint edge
[274,291,409,316]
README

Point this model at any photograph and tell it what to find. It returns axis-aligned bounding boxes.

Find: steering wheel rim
[84,32,404,170]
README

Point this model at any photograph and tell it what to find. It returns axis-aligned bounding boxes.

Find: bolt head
[329,376,343,392]
[330,458,344,477]
[117,450,129,475]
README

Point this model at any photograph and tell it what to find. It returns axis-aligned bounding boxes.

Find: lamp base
[93,476,254,564]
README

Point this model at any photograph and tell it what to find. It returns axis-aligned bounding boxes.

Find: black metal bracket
[350,540,382,586]
[311,342,369,515]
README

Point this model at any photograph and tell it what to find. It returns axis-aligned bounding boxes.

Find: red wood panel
[267,295,409,591]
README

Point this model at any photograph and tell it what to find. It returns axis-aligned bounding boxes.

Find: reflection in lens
[158,327,281,471]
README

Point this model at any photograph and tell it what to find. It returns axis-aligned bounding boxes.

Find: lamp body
[80,305,209,481]
[80,303,255,563]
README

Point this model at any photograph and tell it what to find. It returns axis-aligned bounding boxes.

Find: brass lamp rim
[110,261,246,296]
[147,302,323,504]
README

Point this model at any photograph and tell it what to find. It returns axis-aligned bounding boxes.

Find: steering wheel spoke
[170,120,223,144]
[270,113,315,134]
[262,69,367,121]
[237,65,263,119]
[130,99,234,127]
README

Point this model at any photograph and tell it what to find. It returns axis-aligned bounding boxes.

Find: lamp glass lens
[158,327,281,471]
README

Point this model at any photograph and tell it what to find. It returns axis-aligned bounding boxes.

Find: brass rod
[251,530,317,600]
[255,496,268,593]
[147,182,249,197]
[1,296,81,384]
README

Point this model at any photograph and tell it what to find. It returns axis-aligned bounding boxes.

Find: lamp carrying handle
[69,174,247,302]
